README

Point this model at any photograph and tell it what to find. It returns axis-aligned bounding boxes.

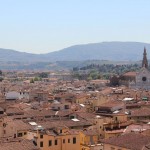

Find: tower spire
[142,47,148,69]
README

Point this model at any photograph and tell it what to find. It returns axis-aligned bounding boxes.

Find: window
[63,139,65,143]
[17,133,23,137]
[40,141,43,147]
[60,129,62,133]
[45,116,50,118]
[33,141,37,146]
[24,132,27,135]
[142,77,147,81]
[70,116,74,119]
[73,137,76,144]
[40,135,43,139]
[49,140,52,146]
[64,105,69,109]
[68,139,70,143]
[115,117,117,121]
[55,139,57,145]
[4,130,6,134]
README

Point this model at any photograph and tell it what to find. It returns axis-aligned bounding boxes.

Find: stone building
[130,48,150,90]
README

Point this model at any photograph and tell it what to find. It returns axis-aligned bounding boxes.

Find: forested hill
[46,42,150,61]
[0,42,150,62]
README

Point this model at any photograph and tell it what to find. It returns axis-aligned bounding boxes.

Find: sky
[0,0,150,54]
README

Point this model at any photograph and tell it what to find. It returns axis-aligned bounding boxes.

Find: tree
[30,78,34,83]
[0,70,2,75]
[89,70,100,80]
[34,77,39,81]
[39,72,48,78]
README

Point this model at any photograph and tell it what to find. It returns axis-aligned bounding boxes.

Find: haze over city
[0,0,150,54]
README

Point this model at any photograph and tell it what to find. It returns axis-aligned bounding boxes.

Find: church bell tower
[142,47,148,69]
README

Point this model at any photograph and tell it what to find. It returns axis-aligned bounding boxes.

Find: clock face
[142,76,147,81]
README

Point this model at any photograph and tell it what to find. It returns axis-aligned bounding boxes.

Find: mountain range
[0,42,150,62]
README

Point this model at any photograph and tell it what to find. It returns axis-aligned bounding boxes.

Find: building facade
[130,48,150,90]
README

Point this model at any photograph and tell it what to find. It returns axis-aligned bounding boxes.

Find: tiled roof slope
[103,133,150,150]
[0,138,40,150]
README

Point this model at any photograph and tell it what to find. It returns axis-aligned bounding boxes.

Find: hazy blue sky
[0,0,150,54]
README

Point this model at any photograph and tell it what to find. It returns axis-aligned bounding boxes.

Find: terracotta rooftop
[10,120,33,131]
[0,138,40,150]
[82,128,99,136]
[122,71,136,77]
[37,119,92,129]
[75,112,97,121]
[6,107,24,115]
[99,100,124,108]
[123,124,150,134]
[24,109,56,117]
[103,132,150,150]
[130,107,150,117]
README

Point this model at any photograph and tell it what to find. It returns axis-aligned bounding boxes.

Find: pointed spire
[142,47,148,69]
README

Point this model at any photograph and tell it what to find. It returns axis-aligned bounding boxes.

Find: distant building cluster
[1,48,150,150]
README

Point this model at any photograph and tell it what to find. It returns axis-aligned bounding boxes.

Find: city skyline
[0,0,150,54]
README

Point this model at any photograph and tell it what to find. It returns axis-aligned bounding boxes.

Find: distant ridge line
[0,42,150,62]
